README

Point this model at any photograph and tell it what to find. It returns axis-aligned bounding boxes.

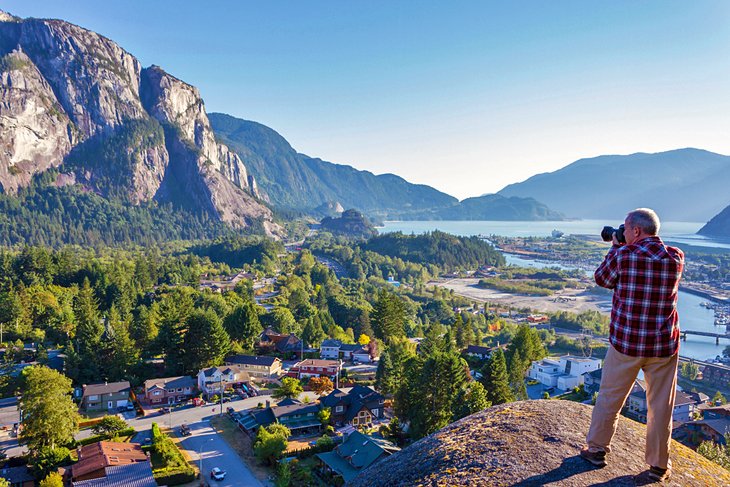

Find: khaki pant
[586,344,679,469]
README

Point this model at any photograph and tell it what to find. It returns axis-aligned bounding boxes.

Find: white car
[211,467,227,481]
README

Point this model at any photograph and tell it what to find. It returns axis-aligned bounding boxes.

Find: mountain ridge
[210,112,564,221]
[0,10,281,236]
[499,148,730,221]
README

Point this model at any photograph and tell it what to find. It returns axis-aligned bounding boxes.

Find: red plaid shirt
[595,236,684,357]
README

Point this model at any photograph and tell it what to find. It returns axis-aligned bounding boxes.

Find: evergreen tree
[452,381,491,421]
[182,309,231,375]
[104,306,139,382]
[301,316,326,347]
[506,324,547,366]
[224,300,262,350]
[508,348,528,400]
[73,279,102,382]
[400,351,468,439]
[480,348,514,405]
[154,290,194,375]
[376,338,416,396]
[371,289,407,340]
[419,323,445,358]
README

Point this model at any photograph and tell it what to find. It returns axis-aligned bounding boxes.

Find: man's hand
[612,232,622,246]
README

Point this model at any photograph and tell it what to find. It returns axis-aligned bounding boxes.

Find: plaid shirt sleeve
[594,245,621,289]
[595,237,684,358]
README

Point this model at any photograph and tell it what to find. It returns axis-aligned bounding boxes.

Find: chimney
[104,381,108,386]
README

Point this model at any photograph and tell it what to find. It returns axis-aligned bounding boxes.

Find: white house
[320,339,343,360]
[528,355,602,391]
[197,365,250,397]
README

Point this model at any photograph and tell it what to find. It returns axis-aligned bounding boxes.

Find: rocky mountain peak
[348,400,730,486]
[0,11,277,235]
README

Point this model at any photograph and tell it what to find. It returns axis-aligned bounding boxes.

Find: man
[581,208,684,482]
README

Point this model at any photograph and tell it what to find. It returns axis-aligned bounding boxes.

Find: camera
[601,224,626,244]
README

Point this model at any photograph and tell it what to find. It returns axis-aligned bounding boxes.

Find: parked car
[211,467,226,481]
[192,397,205,407]
[160,406,171,414]
[126,403,136,411]
[227,407,235,415]
[180,424,191,436]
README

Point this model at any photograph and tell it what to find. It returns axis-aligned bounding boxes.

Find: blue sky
[4,1,730,199]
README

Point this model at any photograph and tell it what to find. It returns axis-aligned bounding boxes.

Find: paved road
[180,421,264,487]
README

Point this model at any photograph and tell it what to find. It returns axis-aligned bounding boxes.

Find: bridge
[681,330,730,345]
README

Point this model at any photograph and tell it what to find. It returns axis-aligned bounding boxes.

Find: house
[72,442,153,484]
[682,418,730,446]
[339,343,362,360]
[320,339,342,360]
[625,389,702,424]
[320,385,385,427]
[464,345,494,360]
[704,404,730,420]
[582,368,602,395]
[700,363,730,389]
[257,327,306,358]
[287,359,342,379]
[73,463,157,487]
[143,376,196,405]
[527,356,602,391]
[81,381,131,411]
[232,400,322,437]
[583,368,648,397]
[316,430,400,483]
[352,345,375,363]
[197,365,250,398]
[225,354,282,379]
[0,466,34,487]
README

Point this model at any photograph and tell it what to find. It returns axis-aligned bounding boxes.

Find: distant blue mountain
[498,148,730,221]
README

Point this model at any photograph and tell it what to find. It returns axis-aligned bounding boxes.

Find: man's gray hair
[626,208,660,235]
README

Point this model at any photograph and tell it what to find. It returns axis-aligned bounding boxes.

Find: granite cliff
[348,400,730,487]
[0,10,278,235]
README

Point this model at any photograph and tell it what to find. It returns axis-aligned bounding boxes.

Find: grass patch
[209,415,273,484]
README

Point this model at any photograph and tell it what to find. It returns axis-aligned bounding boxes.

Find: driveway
[179,421,264,487]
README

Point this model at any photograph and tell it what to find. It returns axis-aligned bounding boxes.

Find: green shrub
[152,466,196,486]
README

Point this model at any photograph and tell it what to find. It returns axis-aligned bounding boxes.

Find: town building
[320,385,385,427]
[197,365,250,398]
[71,442,154,486]
[320,339,343,360]
[257,327,306,358]
[232,400,322,437]
[527,356,602,391]
[287,359,342,379]
[143,376,196,405]
[0,466,34,487]
[81,381,131,412]
[316,430,400,483]
[225,354,282,379]
[463,345,494,360]
[625,389,703,424]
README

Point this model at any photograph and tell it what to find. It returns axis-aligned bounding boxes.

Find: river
[379,220,729,361]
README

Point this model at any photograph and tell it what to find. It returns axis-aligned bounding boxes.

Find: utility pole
[219,375,223,416]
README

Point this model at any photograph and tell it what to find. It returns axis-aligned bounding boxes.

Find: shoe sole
[580,452,607,468]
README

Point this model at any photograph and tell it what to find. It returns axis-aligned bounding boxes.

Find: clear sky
[4,1,730,199]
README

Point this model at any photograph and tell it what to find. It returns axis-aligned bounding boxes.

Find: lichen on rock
[347,400,730,487]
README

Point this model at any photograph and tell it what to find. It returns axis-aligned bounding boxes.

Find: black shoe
[647,466,671,482]
[580,447,607,467]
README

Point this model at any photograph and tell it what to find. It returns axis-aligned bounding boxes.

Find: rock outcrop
[348,400,730,487]
[0,10,277,234]
[0,48,73,192]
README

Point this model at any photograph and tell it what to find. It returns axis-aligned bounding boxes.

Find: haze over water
[380,220,729,361]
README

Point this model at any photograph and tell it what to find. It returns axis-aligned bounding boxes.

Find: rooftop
[82,381,131,397]
[73,461,156,487]
[143,376,194,390]
[225,354,279,367]
[73,442,148,480]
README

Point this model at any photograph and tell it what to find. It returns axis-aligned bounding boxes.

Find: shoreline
[432,278,612,315]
